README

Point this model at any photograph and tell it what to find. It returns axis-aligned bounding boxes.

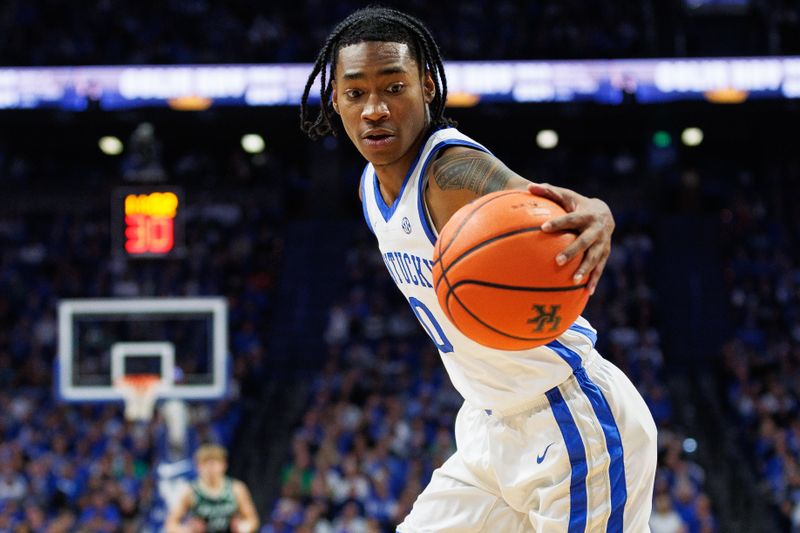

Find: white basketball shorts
[397,350,658,532]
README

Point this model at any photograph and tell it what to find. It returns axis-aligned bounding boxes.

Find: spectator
[331,500,367,533]
[719,165,800,530]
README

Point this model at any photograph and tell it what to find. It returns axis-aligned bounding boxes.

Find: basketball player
[165,444,259,533]
[301,7,657,532]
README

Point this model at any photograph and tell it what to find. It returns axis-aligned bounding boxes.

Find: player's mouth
[361,129,396,148]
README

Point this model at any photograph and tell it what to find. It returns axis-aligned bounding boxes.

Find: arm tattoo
[431,150,515,195]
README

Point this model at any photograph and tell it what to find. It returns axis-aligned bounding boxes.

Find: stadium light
[681,127,704,147]
[241,134,265,154]
[652,130,672,148]
[536,129,558,150]
[99,136,123,155]
[682,437,698,454]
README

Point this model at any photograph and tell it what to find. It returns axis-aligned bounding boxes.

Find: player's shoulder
[427,126,486,165]
[180,482,196,504]
[428,126,487,151]
[230,478,249,494]
[427,144,505,194]
[425,128,527,204]
[427,128,496,173]
[434,143,484,161]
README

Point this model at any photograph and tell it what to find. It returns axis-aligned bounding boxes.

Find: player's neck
[200,476,224,491]
[372,126,429,204]
[373,165,407,206]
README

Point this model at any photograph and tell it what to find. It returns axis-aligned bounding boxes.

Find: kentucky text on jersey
[382,251,434,287]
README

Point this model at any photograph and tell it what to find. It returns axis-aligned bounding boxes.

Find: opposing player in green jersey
[166,444,259,533]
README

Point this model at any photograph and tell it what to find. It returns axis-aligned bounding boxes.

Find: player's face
[198,457,226,481]
[332,41,435,170]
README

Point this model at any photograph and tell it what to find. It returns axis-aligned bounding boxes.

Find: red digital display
[124,214,175,254]
[114,188,184,259]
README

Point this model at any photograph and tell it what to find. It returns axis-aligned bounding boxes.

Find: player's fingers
[528,183,577,212]
[527,182,554,195]
[587,253,610,295]
[571,240,606,284]
[542,211,592,232]
[555,225,601,266]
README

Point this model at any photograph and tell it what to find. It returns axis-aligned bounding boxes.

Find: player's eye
[344,89,363,99]
[387,83,404,94]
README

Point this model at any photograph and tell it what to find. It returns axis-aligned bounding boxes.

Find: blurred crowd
[1,0,798,66]
[719,164,800,530]
[0,201,283,531]
[265,207,717,532]
[263,229,456,533]
[587,213,716,533]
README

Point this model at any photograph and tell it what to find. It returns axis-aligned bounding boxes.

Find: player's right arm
[232,480,260,533]
[425,146,614,295]
[165,486,194,533]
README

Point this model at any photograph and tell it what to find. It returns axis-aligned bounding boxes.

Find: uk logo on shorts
[402,217,412,234]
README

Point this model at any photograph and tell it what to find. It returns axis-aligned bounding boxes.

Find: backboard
[57,297,228,402]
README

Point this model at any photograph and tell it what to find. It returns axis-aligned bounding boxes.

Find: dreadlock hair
[300,6,456,140]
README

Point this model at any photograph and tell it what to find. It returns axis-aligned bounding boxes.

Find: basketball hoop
[115,374,163,422]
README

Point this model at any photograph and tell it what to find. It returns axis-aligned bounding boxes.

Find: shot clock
[112,187,185,258]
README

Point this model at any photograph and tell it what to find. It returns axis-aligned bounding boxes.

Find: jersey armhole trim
[416,139,492,246]
[359,164,375,235]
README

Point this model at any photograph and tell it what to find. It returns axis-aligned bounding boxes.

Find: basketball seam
[448,280,589,292]
[436,223,452,322]
[437,191,522,322]
[435,190,520,267]
[433,225,543,292]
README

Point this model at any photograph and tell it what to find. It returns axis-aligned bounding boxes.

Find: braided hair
[300,6,455,140]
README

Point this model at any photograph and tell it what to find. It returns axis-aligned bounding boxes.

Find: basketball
[432,190,590,350]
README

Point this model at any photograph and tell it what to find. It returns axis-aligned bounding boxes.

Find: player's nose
[361,93,389,122]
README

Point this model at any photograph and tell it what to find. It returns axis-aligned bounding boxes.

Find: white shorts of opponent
[397,351,658,533]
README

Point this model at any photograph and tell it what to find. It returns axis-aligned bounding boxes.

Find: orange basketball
[432,190,589,350]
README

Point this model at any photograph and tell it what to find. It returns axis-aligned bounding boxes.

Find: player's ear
[331,81,340,114]
[423,70,435,104]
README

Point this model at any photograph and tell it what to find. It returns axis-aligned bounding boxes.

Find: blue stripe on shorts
[568,322,598,346]
[546,386,588,533]
[552,341,628,532]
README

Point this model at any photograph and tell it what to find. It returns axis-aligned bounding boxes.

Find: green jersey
[189,477,238,533]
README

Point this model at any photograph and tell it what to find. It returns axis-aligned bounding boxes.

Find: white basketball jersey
[360,127,598,414]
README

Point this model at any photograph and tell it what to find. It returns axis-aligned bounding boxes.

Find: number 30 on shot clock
[112,187,185,258]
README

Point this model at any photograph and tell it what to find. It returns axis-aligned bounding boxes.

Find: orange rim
[116,374,162,391]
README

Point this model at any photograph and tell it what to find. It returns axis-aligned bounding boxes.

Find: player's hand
[231,518,255,533]
[527,182,614,295]
[187,518,207,533]
[169,525,196,533]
